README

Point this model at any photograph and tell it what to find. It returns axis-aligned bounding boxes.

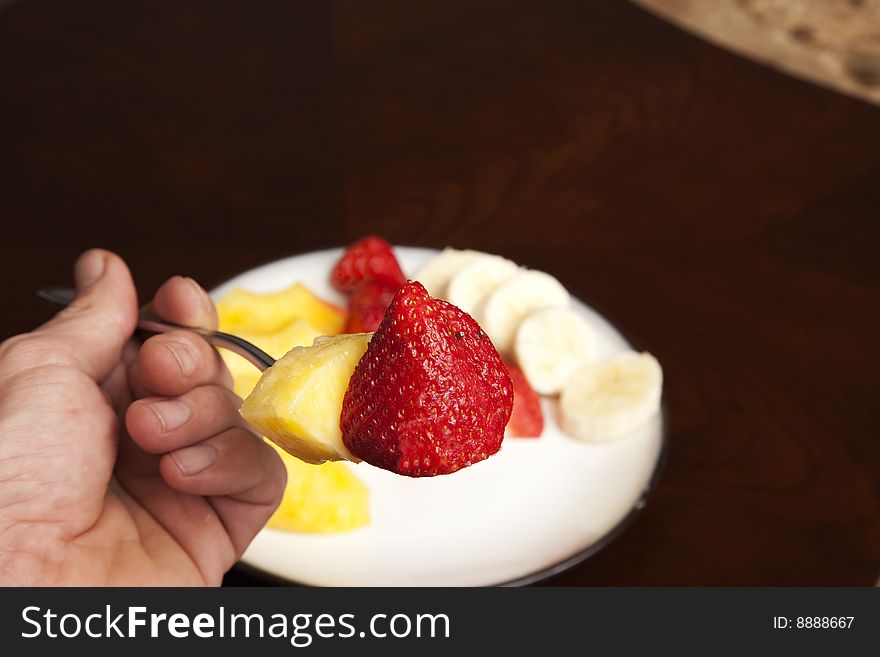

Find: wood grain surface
[1,0,878,586]
[634,0,880,106]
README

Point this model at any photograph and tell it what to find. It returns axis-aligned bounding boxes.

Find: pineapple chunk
[267,446,370,533]
[220,319,323,398]
[215,285,372,534]
[240,332,372,464]
[217,283,346,336]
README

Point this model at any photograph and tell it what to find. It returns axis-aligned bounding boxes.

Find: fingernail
[171,444,217,475]
[162,340,198,377]
[74,250,107,290]
[148,398,192,432]
[184,276,215,318]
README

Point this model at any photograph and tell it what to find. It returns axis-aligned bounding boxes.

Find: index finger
[128,276,229,398]
[148,275,218,331]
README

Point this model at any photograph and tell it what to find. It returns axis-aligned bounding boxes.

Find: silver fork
[36,286,276,372]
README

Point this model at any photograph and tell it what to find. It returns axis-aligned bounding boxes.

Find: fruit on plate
[504,362,544,438]
[332,236,406,334]
[514,307,597,395]
[219,319,324,398]
[331,235,406,292]
[560,351,663,442]
[344,279,400,333]
[412,246,665,441]
[341,281,513,476]
[215,282,373,535]
[240,332,372,464]
[267,446,370,533]
[216,283,346,336]
[414,247,485,298]
[445,254,519,317]
[480,269,570,353]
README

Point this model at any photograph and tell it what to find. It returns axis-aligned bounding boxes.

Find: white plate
[211,246,665,586]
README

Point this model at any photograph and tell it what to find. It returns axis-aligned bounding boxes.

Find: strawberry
[344,279,399,333]
[341,281,513,476]
[331,235,406,292]
[504,361,544,438]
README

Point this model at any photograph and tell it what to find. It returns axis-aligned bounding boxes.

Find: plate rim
[497,404,669,586]
[214,244,669,587]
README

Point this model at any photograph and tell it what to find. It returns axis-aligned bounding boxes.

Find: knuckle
[209,385,244,424]
[67,293,133,338]
[217,358,235,388]
[0,333,77,373]
[163,328,196,344]
[259,441,287,488]
[144,330,188,353]
[143,332,203,379]
[270,452,288,501]
[220,384,242,408]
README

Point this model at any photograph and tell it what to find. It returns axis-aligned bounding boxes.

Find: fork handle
[36,286,275,372]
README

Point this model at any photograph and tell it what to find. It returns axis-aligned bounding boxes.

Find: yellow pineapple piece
[268,446,370,533]
[217,283,346,336]
[220,319,324,398]
[214,286,372,534]
[240,332,372,464]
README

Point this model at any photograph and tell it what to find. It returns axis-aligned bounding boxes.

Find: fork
[36,286,276,372]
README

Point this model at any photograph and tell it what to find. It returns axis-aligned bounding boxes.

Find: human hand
[0,249,285,585]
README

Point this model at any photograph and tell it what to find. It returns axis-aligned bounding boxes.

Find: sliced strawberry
[344,280,400,333]
[504,361,544,438]
[331,235,406,292]
[341,281,513,477]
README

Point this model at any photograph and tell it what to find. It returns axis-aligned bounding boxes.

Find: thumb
[37,249,138,381]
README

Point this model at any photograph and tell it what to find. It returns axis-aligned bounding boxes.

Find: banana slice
[415,248,485,298]
[481,270,570,353]
[446,254,519,317]
[560,351,662,442]
[514,307,597,395]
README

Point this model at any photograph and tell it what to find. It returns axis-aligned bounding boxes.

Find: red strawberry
[504,361,544,438]
[341,281,513,477]
[331,236,406,292]
[344,280,399,333]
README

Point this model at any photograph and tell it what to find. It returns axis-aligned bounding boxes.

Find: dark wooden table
[1,0,878,586]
